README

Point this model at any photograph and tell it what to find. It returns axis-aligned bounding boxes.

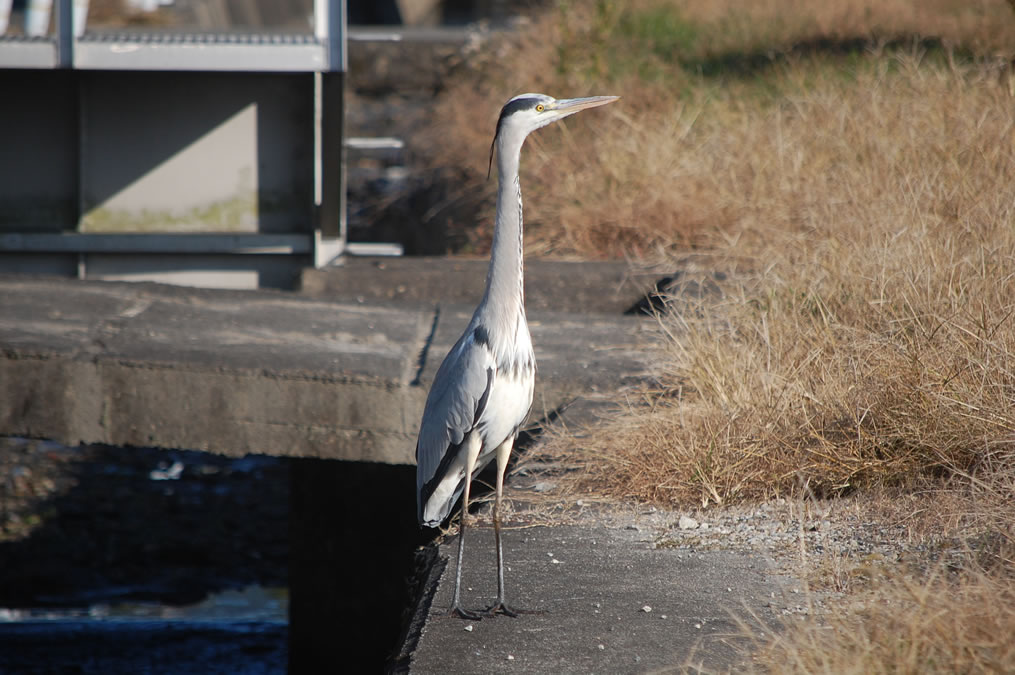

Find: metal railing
[0,0,343,70]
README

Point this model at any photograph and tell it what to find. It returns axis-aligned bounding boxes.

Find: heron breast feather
[475,365,533,443]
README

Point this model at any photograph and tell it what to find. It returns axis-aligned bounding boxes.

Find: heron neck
[482,136,526,320]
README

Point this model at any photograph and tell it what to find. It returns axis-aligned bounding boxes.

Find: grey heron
[415,92,618,619]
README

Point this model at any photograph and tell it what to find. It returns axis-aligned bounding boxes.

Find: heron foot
[451,605,484,620]
[482,602,519,618]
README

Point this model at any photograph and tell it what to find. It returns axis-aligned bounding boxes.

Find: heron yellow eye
[535,104,545,112]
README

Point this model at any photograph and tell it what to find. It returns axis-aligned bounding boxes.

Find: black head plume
[487,132,496,181]
[487,95,545,180]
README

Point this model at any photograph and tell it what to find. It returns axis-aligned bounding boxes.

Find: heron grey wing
[415,329,496,511]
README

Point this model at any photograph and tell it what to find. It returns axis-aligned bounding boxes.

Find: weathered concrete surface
[405,523,793,673]
[300,257,663,315]
[0,271,656,462]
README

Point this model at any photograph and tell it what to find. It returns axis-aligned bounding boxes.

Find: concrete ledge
[300,257,663,315]
[0,273,655,462]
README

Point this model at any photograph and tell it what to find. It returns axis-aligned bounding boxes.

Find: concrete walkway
[403,521,792,673]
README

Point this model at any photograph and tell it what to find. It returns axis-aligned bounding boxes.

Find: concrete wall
[78,71,314,235]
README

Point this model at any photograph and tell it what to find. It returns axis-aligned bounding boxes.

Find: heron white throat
[414,92,618,619]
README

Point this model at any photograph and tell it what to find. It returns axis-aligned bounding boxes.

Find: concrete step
[0,269,658,462]
[301,256,665,315]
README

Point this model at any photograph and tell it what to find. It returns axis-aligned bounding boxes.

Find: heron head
[488,93,619,177]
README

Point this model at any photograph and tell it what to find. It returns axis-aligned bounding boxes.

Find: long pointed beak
[550,95,620,117]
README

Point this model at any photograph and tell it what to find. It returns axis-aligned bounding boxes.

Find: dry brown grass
[740,478,1015,672]
[420,0,1015,256]
[558,57,1015,508]
[747,561,1015,674]
[424,2,1015,671]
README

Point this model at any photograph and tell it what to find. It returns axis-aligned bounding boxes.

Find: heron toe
[451,605,484,621]
[483,602,519,618]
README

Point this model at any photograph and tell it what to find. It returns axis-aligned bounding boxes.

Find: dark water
[0,440,425,673]
[0,586,287,674]
[0,622,285,674]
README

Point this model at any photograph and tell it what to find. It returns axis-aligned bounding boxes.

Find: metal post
[312,0,346,266]
[55,0,73,68]
[314,0,346,72]
[313,70,346,266]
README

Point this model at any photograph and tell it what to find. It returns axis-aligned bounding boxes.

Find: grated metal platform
[0,30,337,71]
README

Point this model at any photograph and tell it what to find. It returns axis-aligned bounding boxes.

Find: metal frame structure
[0,0,344,71]
[0,0,355,289]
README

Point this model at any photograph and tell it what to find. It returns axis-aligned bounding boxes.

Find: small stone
[149,460,184,481]
[507,655,514,661]
[464,625,474,632]
[678,515,699,530]
[597,644,605,651]
[641,605,652,613]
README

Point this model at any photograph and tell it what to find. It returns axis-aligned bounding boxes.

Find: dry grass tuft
[562,58,1015,507]
[750,562,1015,674]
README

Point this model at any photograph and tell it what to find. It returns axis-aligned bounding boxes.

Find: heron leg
[486,437,519,617]
[451,434,483,620]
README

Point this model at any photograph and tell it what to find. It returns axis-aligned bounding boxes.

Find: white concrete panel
[83,253,301,289]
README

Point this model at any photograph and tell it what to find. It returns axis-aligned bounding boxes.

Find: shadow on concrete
[0,70,79,232]
[289,458,432,673]
[80,70,313,235]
